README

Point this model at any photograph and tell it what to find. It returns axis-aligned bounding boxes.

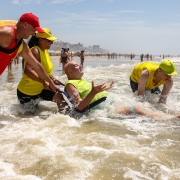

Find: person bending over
[130,60,177,104]
[0,12,57,91]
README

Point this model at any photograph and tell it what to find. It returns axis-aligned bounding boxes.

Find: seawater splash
[0,57,179,179]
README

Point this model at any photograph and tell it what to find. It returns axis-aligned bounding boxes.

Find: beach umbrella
[48,50,55,53]
[48,50,55,56]
[55,50,61,54]
[0,20,18,26]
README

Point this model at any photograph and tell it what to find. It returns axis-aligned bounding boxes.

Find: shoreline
[50,55,163,61]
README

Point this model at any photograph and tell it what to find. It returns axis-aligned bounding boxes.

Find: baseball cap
[159,60,178,76]
[36,28,58,41]
[19,13,44,33]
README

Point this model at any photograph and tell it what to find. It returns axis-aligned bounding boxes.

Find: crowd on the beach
[1,12,180,119]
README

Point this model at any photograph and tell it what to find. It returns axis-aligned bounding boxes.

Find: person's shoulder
[0,26,14,35]
[0,26,14,44]
[31,46,39,53]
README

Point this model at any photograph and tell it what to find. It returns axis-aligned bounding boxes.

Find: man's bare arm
[158,78,173,104]
[66,81,113,111]
[137,69,149,96]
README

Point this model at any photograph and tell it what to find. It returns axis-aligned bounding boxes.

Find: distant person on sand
[146,54,149,60]
[150,54,152,61]
[140,54,144,62]
[8,60,13,71]
[67,48,71,61]
[79,50,85,67]
[70,51,74,61]
[17,28,67,113]
[63,61,177,119]
[130,53,133,60]
[61,48,69,71]
[0,12,57,91]
[59,48,64,66]
[130,60,177,104]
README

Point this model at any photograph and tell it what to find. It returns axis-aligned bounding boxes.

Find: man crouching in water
[64,61,179,119]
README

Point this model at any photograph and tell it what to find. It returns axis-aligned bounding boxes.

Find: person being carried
[130,60,178,104]
[0,12,57,91]
[64,61,177,119]
[17,28,67,113]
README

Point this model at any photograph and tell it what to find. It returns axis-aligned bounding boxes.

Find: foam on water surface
[0,57,179,179]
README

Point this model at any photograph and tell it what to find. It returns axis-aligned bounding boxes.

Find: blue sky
[1,0,180,55]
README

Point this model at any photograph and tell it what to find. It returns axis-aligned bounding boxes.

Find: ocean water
[0,56,179,180]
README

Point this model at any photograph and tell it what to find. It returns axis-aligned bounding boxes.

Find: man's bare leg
[115,106,168,118]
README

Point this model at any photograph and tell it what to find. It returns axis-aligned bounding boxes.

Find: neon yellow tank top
[130,62,165,89]
[65,78,107,104]
[17,46,53,95]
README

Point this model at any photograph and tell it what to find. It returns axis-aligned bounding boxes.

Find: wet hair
[27,36,39,48]
[22,35,39,70]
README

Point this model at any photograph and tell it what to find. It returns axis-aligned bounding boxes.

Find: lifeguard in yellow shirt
[130,60,178,104]
[17,28,66,113]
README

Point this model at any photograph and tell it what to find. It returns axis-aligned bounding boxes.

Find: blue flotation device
[57,89,106,113]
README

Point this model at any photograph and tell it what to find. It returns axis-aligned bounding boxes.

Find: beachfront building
[50,40,108,55]
[70,43,83,52]
[93,45,100,52]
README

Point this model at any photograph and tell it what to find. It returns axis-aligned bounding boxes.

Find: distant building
[50,40,108,54]
[93,45,100,52]
[71,43,83,52]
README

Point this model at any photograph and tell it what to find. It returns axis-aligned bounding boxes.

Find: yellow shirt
[130,62,165,90]
[65,78,107,104]
[18,46,53,95]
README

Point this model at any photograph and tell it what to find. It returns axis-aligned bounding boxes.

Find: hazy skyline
[1,0,180,55]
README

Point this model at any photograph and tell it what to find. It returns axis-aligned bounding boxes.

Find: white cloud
[11,0,42,4]
[48,0,84,4]
[53,10,145,29]
[35,0,43,3]
[118,10,144,13]
[11,0,20,4]
[23,0,32,4]
[106,0,114,2]
[174,23,180,26]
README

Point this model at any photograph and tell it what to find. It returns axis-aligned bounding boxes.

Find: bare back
[0,26,14,48]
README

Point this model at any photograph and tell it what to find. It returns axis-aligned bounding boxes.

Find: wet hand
[105,81,114,90]
[91,81,114,94]
[43,81,50,90]
[49,80,59,92]
[53,78,62,85]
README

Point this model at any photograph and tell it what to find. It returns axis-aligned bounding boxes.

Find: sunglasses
[41,38,53,43]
